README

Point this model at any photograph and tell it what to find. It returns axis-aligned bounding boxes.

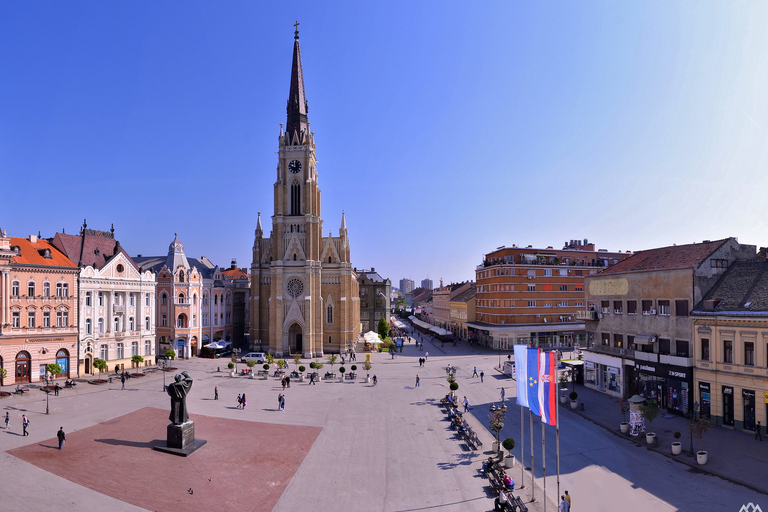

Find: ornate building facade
[250,29,359,358]
[52,224,157,375]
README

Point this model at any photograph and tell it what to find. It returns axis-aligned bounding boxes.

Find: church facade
[250,28,359,358]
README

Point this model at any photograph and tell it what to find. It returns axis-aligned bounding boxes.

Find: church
[250,26,360,358]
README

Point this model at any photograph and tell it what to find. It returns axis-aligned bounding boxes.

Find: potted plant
[569,391,578,409]
[93,358,108,383]
[339,366,346,381]
[350,364,357,379]
[618,399,629,433]
[327,354,338,375]
[449,381,459,398]
[227,362,235,377]
[690,417,714,464]
[314,360,324,380]
[639,401,660,445]
[246,359,256,378]
[559,374,569,404]
[489,409,505,458]
[293,353,302,369]
[363,361,372,383]
[502,437,516,468]
[277,359,287,370]
[671,431,682,455]
[131,355,144,375]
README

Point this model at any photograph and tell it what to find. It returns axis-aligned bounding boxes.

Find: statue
[166,371,193,425]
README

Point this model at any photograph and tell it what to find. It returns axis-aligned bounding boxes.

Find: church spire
[286,21,309,143]
[255,211,263,237]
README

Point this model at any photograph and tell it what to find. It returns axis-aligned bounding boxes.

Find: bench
[512,495,528,512]
[14,386,30,395]
[324,372,336,379]
[462,427,483,450]
[344,373,356,380]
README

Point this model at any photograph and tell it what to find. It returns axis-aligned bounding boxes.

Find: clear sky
[2,2,768,287]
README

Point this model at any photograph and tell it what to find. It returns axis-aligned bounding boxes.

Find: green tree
[639,401,661,433]
[93,358,108,379]
[377,317,389,340]
[165,349,176,360]
[45,363,62,380]
[327,354,338,370]
[293,353,302,368]
[131,354,144,370]
[0,367,7,383]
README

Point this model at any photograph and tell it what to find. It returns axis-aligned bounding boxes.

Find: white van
[241,352,267,364]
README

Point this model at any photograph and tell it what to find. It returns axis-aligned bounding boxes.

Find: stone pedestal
[153,421,207,457]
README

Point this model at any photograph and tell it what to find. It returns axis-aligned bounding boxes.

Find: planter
[646,433,656,445]
[230,371,235,378]
[620,422,629,433]
[491,441,500,453]
[504,454,515,468]
[249,372,254,379]
[570,400,578,409]
[560,395,567,404]
[671,442,682,455]
[299,374,305,382]
[697,451,708,465]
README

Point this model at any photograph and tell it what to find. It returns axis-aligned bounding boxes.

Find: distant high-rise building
[421,279,433,290]
[399,278,415,294]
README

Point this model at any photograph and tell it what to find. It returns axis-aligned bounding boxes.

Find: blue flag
[514,345,529,408]
[527,348,540,416]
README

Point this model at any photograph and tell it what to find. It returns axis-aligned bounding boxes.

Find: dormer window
[179,271,185,283]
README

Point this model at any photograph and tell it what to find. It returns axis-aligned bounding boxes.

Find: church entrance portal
[289,324,303,354]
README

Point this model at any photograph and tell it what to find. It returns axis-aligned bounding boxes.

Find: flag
[527,348,541,416]
[514,345,529,407]
[538,351,558,426]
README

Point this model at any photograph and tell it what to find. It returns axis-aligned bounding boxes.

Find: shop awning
[633,334,656,345]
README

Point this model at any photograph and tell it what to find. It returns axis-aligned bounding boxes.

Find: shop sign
[607,366,620,374]
[26,337,65,343]
[636,363,656,373]
[764,392,768,404]
[743,389,755,399]
[723,386,733,395]
[667,370,688,379]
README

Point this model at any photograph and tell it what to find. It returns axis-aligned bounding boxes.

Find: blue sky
[2,2,767,287]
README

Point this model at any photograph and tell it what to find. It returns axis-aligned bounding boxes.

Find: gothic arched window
[290,180,301,216]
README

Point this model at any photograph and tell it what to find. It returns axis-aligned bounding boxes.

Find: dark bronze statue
[166,371,193,424]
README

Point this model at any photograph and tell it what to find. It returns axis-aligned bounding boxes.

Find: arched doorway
[16,351,31,383]
[190,336,198,357]
[289,323,303,354]
[85,354,92,374]
[55,349,70,378]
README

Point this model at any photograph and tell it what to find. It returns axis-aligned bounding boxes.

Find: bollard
[580,402,585,411]
[218,367,220,372]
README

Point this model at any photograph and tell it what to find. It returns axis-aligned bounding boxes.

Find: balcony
[114,305,125,314]
[659,354,693,367]
[575,310,598,321]
[585,344,631,358]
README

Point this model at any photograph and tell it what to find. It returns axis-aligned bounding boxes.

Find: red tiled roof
[598,239,730,275]
[10,237,77,268]
[221,268,249,280]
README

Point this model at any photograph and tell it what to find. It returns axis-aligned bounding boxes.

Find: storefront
[634,360,693,416]
[583,352,624,398]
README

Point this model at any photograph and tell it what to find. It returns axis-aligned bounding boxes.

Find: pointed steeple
[286,22,309,143]
[340,211,347,235]
[255,211,263,238]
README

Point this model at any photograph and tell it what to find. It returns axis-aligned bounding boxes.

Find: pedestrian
[480,371,484,383]
[281,377,287,391]
[4,412,9,430]
[565,490,572,510]
[286,376,291,388]
[57,426,66,449]
[425,351,429,361]
[214,385,219,400]
[278,393,283,411]
[280,394,286,411]
[494,489,509,511]
[121,373,126,390]
[373,375,378,386]
[54,384,60,396]
[415,375,420,387]
[472,367,478,378]
[756,421,763,441]
[341,355,345,365]
[115,364,119,375]
[241,393,247,409]
[500,387,506,402]
[236,394,242,408]
[463,396,470,412]
[309,372,316,385]
[559,494,569,512]
[22,415,29,436]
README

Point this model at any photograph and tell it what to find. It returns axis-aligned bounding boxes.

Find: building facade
[449,284,476,341]
[692,260,768,431]
[250,29,360,357]
[421,279,433,291]
[583,238,756,416]
[357,268,391,332]
[466,240,630,351]
[400,278,415,294]
[0,232,79,384]
[52,226,157,375]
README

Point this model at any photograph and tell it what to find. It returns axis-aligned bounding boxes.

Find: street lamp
[161,358,168,391]
[688,401,700,456]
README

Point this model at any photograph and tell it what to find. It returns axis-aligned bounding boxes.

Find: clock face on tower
[288,160,302,174]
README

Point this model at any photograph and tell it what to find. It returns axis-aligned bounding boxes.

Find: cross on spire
[294,21,300,39]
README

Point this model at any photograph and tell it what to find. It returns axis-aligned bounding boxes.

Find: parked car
[241,352,267,364]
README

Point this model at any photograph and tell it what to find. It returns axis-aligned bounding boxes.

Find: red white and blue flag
[538,350,558,426]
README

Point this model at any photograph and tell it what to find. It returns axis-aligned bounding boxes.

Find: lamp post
[45,371,50,415]
[161,357,167,391]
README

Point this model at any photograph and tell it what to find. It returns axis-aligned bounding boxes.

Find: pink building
[0,231,79,385]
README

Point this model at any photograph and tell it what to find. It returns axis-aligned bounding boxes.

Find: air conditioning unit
[650,309,656,314]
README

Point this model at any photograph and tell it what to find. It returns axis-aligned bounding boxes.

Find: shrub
[165,350,176,360]
[569,391,578,401]
[339,367,346,374]
[351,365,357,372]
[246,360,256,368]
[449,381,459,391]
[263,363,270,371]
[309,362,317,369]
[277,359,286,369]
[298,365,306,373]
[363,361,372,372]
[673,431,681,440]
[502,438,516,451]
[227,362,234,370]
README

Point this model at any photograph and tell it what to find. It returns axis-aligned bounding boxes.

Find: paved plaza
[2,334,767,511]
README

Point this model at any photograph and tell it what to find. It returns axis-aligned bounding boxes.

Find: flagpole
[519,405,526,490]
[556,356,561,502]
[529,409,536,503]
[542,420,547,512]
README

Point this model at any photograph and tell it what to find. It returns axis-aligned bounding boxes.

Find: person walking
[236,394,242,408]
[373,375,378,386]
[500,387,506,402]
[463,396,470,412]
[309,372,316,385]
[22,415,29,436]
[54,384,60,396]
[480,371,484,383]
[121,372,126,390]
[286,376,291,388]
[241,393,247,409]
[281,376,287,391]
[57,427,66,449]
[472,367,478,378]
[565,490,572,509]
[756,422,763,441]
[280,394,286,411]
[425,351,429,361]
[415,375,420,388]
[4,412,9,430]
[214,385,219,400]
[559,494,569,512]
[277,393,284,411]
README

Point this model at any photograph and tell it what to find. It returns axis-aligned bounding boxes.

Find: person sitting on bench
[16,385,25,393]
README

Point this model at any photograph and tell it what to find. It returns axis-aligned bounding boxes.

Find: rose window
[287,278,304,298]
